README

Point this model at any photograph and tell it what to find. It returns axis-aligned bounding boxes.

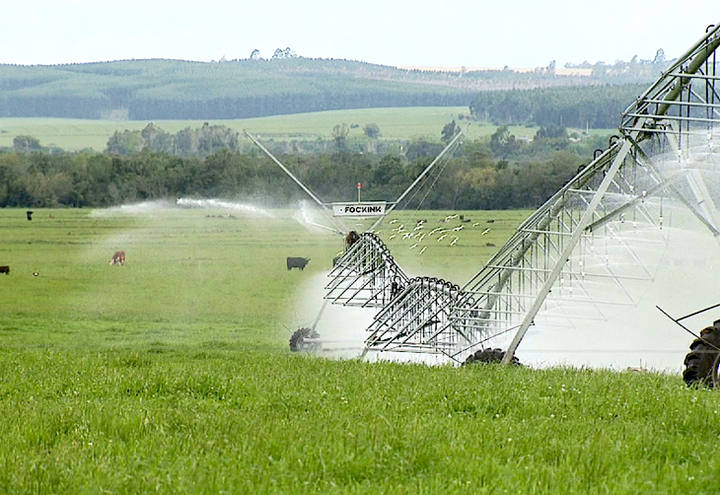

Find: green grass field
[1,206,717,494]
[0,108,605,152]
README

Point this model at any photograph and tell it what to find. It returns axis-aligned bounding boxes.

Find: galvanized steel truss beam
[325,233,409,308]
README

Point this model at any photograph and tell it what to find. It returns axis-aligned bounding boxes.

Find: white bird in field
[444,214,458,221]
[414,224,424,231]
[438,233,448,241]
[473,222,481,227]
[389,219,398,224]
[450,236,458,246]
[428,227,442,235]
[453,225,464,231]
[409,243,418,249]
[481,228,490,236]
[389,234,396,240]
[419,246,427,255]
[402,232,414,239]
[418,233,426,242]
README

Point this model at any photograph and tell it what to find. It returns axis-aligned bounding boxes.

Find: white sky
[2,0,718,68]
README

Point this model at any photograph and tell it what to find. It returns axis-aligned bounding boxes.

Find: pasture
[0,206,718,494]
[0,107,603,151]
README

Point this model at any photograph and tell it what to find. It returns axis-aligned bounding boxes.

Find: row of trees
[106,123,242,156]
[103,122,387,156]
[0,130,600,209]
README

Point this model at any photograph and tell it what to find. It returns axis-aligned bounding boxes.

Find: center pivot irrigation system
[249,22,720,366]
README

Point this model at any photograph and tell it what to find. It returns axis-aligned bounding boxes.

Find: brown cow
[109,250,126,265]
[0,266,9,275]
[345,230,360,248]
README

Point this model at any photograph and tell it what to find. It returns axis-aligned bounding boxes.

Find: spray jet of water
[245,130,346,236]
[294,200,343,234]
[176,198,272,217]
[91,200,174,217]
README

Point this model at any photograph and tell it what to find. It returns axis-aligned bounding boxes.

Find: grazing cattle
[0,266,9,275]
[110,250,126,265]
[286,257,310,270]
[26,211,33,221]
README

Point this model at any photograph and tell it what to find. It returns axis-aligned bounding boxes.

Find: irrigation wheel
[682,325,720,387]
[289,327,321,353]
[463,348,522,366]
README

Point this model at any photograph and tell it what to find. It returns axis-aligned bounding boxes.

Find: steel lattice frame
[365,277,461,354]
[355,23,720,362]
[325,233,409,308]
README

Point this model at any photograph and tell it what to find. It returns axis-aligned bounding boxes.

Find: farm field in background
[0,206,716,493]
[0,107,613,151]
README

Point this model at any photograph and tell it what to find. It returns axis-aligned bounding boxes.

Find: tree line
[0,126,608,210]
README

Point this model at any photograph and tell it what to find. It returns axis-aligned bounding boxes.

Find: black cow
[287,257,310,270]
[0,266,9,275]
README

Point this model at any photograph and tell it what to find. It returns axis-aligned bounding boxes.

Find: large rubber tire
[682,325,720,387]
[463,348,522,367]
[289,327,321,353]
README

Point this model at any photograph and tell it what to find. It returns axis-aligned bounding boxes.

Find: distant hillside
[0,57,660,120]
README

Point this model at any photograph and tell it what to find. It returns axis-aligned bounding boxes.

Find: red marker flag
[357,182,362,189]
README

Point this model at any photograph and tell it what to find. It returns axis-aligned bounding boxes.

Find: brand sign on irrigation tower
[332,202,386,217]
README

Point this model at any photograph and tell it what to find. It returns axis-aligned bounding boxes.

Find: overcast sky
[2,1,718,68]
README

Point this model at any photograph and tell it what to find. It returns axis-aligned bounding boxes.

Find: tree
[534,125,567,140]
[363,123,380,153]
[404,139,443,161]
[141,123,172,153]
[441,120,458,144]
[106,130,143,155]
[13,135,41,153]
[490,126,518,158]
[653,48,666,65]
[271,47,297,59]
[363,123,380,139]
[332,124,349,150]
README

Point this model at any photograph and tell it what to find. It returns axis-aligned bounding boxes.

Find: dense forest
[0,55,667,120]
[469,84,647,128]
[0,125,610,210]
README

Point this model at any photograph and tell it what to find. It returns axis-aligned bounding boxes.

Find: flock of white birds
[371,214,494,255]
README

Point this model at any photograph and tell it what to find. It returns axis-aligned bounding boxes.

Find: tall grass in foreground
[0,208,716,494]
[1,350,718,494]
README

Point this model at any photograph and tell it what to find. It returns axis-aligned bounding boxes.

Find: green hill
[0,57,633,120]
